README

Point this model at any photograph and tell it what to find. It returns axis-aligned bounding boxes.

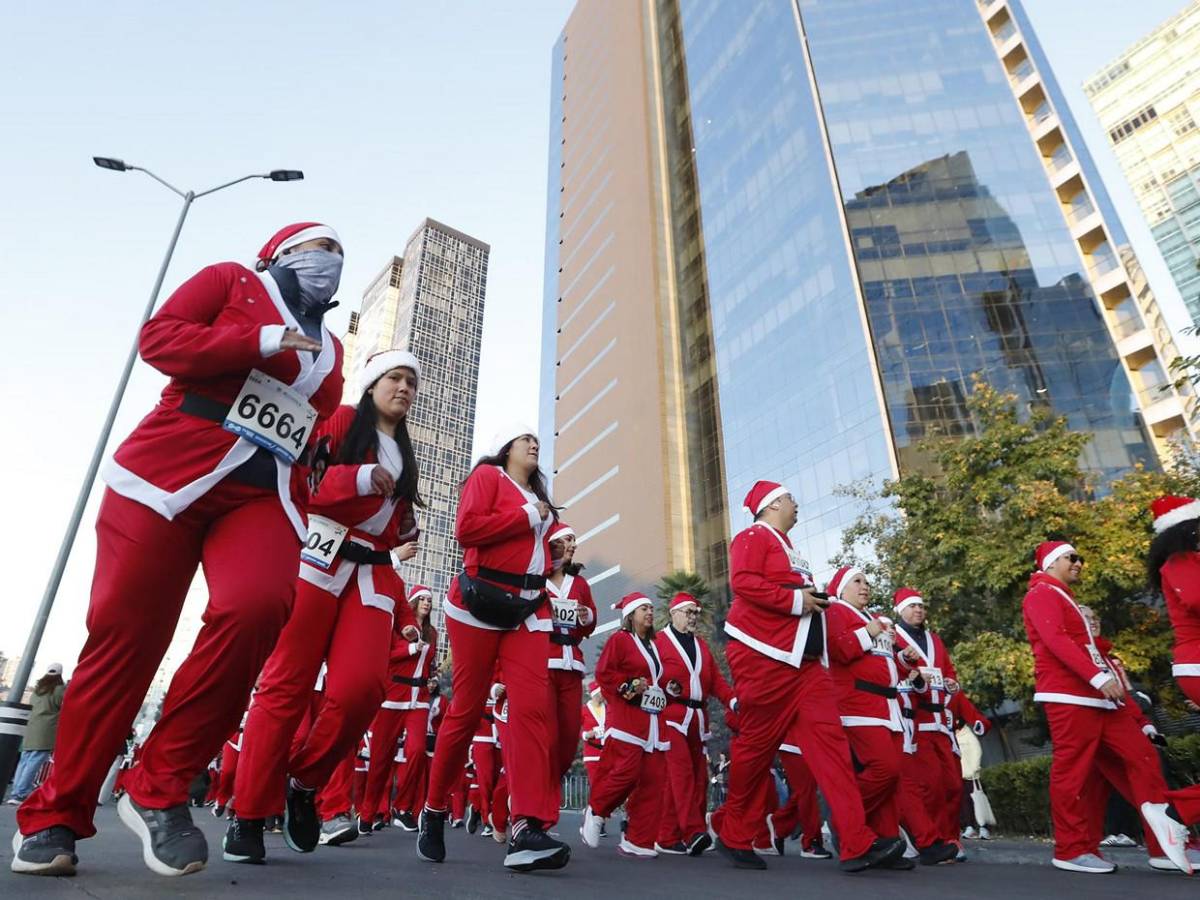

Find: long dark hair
[1148,518,1200,591]
[34,673,63,695]
[466,438,558,520]
[410,593,436,644]
[336,389,425,507]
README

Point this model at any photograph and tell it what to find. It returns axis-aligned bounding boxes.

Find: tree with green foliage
[652,570,713,632]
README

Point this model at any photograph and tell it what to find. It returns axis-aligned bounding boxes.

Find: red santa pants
[18,486,298,839]
[472,740,500,826]
[392,708,431,814]
[909,730,960,843]
[426,615,556,824]
[588,737,667,850]
[717,644,875,860]
[1178,676,1200,707]
[1045,702,1174,860]
[768,752,822,849]
[548,668,584,778]
[899,749,940,848]
[361,707,402,820]
[658,726,708,845]
[216,744,239,807]
[316,749,359,819]
[845,726,903,839]
[234,575,392,818]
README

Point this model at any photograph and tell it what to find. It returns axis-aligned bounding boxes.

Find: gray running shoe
[319,815,358,847]
[1051,853,1116,874]
[10,826,78,876]
[117,793,207,876]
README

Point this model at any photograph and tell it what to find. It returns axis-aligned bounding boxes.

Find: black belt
[918,701,945,713]
[476,567,546,592]
[670,697,704,710]
[179,392,230,423]
[902,708,915,720]
[338,542,392,565]
[391,675,424,686]
[482,713,494,723]
[854,680,898,699]
[550,633,581,647]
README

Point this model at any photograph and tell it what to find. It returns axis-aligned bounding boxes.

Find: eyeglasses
[1068,554,1084,564]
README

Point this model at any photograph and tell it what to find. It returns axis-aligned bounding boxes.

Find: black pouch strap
[338,542,392,566]
[670,697,704,710]
[918,701,945,713]
[550,633,580,647]
[477,566,546,592]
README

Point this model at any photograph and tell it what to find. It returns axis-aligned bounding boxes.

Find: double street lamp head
[92,158,304,184]
[268,169,304,182]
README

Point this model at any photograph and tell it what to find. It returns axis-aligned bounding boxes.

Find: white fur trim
[1033,691,1116,709]
[488,422,538,457]
[275,224,341,258]
[1089,671,1114,690]
[1173,663,1200,676]
[359,349,421,394]
[617,596,652,618]
[832,566,863,599]
[894,595,924,614]
[1155,501,1200,533]
[754,484,789,515]
[1040,543,1076,571]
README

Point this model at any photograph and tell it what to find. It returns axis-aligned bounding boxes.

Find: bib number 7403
[223,370,316,464]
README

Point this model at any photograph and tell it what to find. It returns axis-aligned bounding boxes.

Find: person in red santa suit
[895,671,947,862]
[225,348,423,865]
[711,481,903,872]
[12,224,345,879]
[1148,496,1200,706]
[416,425,568,872]
[1024,540,1191,874]
[654,592,735,857]
[580,681,607,837]
[754,743,827,859]
[317,734,368,844]
[465,700,500,837]
[545,523,598,788]
[579,592,671,858]
[890,588,968,860]
[212,709,250,819]
[360,586,438,832]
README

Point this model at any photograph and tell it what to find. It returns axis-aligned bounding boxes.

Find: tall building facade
[541,0,1190,636]
[344,220,489,659]
[1086,1,1200,326]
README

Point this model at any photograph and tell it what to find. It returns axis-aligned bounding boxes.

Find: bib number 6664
[223,370,316,464]
[237,394,308,453]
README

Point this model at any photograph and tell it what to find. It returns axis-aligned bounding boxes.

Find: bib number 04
[224,370,316,464]
[301,516,348,570]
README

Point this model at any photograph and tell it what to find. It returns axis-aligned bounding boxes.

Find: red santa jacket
[581,699,606,761]
[445,465,554,633]
[1160,552,1200,677]
[596,629,670,752]
[381,619,438,711]
[893,622,958,736]
[298,405,421,620]
[471,699,498,745]
[654,627,735,741]
[1023,572,1117,709]
[102,262,343,539]
[547,572,598,673]
[826,600,902,731]
[947,691,990,736]
[724,523,827,668]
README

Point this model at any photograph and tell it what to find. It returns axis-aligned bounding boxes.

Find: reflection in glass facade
[664,0,1154,573]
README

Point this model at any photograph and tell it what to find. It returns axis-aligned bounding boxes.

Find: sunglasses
[1067,554,1084,564]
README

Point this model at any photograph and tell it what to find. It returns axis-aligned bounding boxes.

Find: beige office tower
[1085,1,1200,327]
[541,0,1192,647]
[344,220,489,662]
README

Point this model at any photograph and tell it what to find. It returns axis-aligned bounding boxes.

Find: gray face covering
[276,249,344,311]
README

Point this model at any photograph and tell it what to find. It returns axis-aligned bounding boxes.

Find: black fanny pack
[458,570,545,629]
[854,679,898,699]
[391,675,424,687]
[550,633,581,647]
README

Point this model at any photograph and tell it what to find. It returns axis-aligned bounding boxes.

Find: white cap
[46,663,63,676]
[359,349,422,395]
[488,422,539,457]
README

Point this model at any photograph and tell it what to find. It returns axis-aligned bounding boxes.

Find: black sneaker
[716,839,768,870]
[319,814,358,847]
[222,817,265,865]
[416,808,447,863]
[371,815,387,832]
[212,804,225,818]
[450,818,464,829]
[505,821,570,872]
[919,840,958,866]
[687,831,713,856]
[467,805,482,834]
[655,841,688,855]
[840,836,906,873]
[357,817,373,836]
[283,779,319,853]
[800,838,834,859]
[117,793,207,876]
[394,811,419,832]
[884,854,917,870]
[10,826,78,876]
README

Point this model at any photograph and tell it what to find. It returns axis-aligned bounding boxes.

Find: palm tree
[653,570,713,633]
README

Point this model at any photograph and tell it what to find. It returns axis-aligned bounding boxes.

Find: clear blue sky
[0,0,1191,676]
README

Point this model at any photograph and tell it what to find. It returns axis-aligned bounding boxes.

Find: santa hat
[359,349,422,395]
[256,222,341,269]
[743,480,789,517]
[487,422,539,457]
[408,584,432,603]
[1152,495,1200,534]
[826,565,863,600]
[588,680,601,697]
[1035,541,1077,572]
[548,522,576,543]
[612,591,653,620]
[669,592,699,613]
[893,587,925,614]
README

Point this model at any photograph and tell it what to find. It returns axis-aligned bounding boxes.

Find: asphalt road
[2,805,1198,899]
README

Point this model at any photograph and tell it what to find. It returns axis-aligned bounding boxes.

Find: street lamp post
[3,159,304,706]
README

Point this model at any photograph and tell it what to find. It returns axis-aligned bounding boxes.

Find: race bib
[920,667,945,690]
[224,370,316,464]
[301,515,348,569]
[1087,645,1110,671]
[640,685,667,715]
[873,628,894,656]
[551,598,578,629]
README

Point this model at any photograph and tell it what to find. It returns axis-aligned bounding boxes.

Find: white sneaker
[978,826,991,840]
[901,828,919,859]
[1099,834,1121,847]
[1141,802,1192,875]
[617,838,657,858]
[1149,848,1200,872]
[580,806,602,849]
[1052,853,1116,874]
[962,827,978,840]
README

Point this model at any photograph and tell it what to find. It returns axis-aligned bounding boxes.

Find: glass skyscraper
[540,0,1189,632]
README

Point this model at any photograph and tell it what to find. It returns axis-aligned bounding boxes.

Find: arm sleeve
[455,467,540,548]
[304,407,363,502]
[1024,591,1110,687]
[729,530,807,616]
[138,265,273,379]
[1163,557,1200,615]
[827,606,874,664]
[389,634,419,664]
[573,580,599,640]
[706,648,736,707]
[595,636,627,697]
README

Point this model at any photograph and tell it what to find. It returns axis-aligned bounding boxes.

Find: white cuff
[356,465,377,496]
[1089,672,1115,690]
[730,698,738,713]
[523,501,542,528]
[408,642,420,656]
[973,721,986,736]
[855,627,873,653]
[791,589,807,616]
[1143,725,1157,737]
[259,324,286,357]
